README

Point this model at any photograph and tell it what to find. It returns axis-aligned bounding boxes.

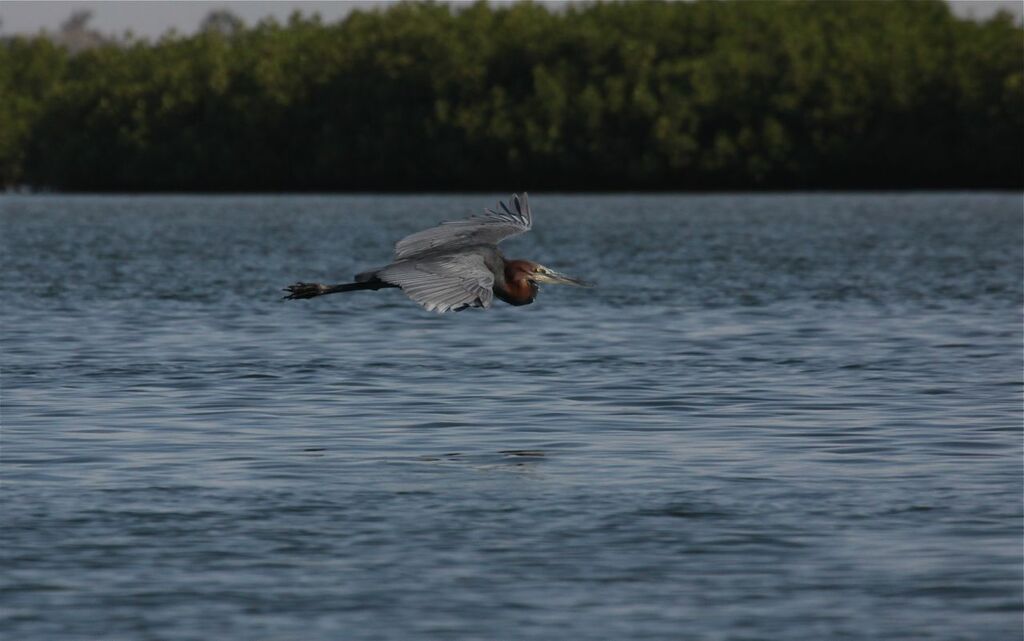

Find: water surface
[2,193,1022,640]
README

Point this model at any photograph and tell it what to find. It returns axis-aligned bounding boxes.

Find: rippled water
[2,194,1022,640]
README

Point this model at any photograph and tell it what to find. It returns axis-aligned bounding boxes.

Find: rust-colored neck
[496,259,538,306]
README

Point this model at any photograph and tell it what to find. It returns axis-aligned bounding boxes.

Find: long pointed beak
[537,269,593,288]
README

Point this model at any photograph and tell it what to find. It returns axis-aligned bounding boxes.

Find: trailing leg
[282,278,397,300]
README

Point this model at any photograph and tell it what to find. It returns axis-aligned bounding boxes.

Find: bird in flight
[284,193,590,313]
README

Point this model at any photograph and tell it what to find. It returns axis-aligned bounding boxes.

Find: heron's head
[518,261,592,288]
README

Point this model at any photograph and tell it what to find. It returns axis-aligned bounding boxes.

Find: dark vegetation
[1,1,1021,191]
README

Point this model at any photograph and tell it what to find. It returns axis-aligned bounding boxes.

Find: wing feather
[393,193,532,260]
[378,252,494,314]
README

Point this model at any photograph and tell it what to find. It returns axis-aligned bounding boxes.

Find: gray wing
[378,252,494,314]
[393,193,532,260]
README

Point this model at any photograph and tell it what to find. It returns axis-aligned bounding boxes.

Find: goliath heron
[283,193,590,313]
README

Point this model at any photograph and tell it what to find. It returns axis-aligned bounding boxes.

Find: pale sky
[1,0,1021,38]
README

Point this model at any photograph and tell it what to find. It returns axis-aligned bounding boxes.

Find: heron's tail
[282,278,397,300]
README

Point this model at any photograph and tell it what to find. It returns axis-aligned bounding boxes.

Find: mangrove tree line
[1,0,1021,191]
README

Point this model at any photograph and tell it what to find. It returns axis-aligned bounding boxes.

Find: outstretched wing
[393,193,532,260]
[378,252,494,314]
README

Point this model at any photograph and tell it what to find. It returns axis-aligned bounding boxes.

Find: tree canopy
[2,0,1021,191]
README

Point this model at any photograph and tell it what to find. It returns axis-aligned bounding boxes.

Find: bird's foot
[283,282,328,300]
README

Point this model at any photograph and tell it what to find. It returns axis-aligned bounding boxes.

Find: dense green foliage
[2,1,1022,191]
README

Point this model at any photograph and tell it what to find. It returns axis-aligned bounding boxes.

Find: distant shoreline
[5,2,1022,193]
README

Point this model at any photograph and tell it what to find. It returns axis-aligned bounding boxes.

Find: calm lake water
[2,193,1022,640]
